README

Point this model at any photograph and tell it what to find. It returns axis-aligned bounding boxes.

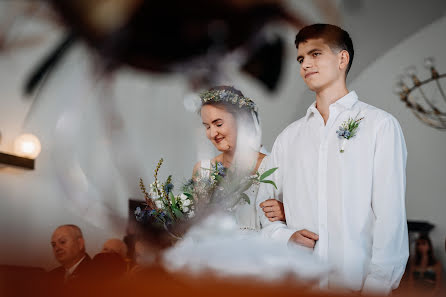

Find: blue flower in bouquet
[216,162,226,177]
[184,179,194,187]
[134,207,144,222]
[135,206,155,223]
[164,183,174,194]
[159,211,174,225]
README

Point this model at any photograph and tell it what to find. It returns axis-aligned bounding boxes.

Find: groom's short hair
[295,24,354,76]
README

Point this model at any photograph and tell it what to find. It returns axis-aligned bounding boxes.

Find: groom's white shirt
[257,91,408,294]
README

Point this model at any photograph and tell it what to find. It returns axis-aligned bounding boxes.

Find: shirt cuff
[362,274,392,295]
[271,228,297,245]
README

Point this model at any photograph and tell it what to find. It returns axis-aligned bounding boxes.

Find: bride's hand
[259,199,285,222]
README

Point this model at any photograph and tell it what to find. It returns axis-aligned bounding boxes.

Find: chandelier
[394,57,446,129]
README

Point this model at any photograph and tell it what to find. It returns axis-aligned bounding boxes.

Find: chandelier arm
[416,87,442,112]
[416,86,446,126]
[406,93,419,109]
[434,79,446,106]
[413,110,446,130]
[408,75,446,94]
[415,87,446,131]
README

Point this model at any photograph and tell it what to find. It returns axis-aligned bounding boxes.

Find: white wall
[350,15,446,268]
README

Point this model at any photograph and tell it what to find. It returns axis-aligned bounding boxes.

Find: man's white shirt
[64,255,86,280]
[257,91,409,294]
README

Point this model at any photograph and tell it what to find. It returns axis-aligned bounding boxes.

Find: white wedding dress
[198,159,265,231]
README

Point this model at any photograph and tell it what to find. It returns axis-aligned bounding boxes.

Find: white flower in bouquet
[187,210,195,218]
[155,199,164,209]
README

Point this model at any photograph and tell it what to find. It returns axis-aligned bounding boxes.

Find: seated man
[48,224,91,285]
[101,238,128,260]
[90,238,129,279]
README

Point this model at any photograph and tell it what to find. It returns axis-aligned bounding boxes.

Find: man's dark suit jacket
[47,254,93,292]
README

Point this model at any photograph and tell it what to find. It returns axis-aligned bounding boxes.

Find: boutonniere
[336,113,364,153]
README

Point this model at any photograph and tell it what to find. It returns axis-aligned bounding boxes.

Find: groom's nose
[302,61,312,70]
[302,58,312,70]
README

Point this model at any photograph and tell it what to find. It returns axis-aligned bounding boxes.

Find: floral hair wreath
[199,88,258,113]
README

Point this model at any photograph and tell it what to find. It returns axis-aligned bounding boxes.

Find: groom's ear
[339,50,350,74]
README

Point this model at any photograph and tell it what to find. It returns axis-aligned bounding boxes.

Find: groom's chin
[305,83,319,92]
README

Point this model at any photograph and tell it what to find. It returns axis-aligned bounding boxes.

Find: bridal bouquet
[135,158,195,227]
[135,158,278,229]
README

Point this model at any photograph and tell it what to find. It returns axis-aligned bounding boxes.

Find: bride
[192,86,284,230]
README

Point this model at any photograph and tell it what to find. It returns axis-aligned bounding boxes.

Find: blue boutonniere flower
[336,113,364,153]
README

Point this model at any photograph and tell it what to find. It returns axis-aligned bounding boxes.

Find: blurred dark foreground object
[91,252,127,280]
[1,262,406,297]
[24,0,305,95]
[407,220,435,234]
[0,265,47,297]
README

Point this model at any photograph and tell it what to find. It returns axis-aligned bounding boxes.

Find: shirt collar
[305,90,358,121]
[66,255,86,276]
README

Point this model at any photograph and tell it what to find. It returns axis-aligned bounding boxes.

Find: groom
[257,24,408,295]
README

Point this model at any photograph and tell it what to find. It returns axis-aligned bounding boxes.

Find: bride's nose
[210,126,218,138]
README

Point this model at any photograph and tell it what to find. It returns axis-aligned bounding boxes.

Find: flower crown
[199,88,258,113]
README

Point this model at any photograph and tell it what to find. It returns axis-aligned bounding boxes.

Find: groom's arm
[362,115,409,295]
[257,193,296,244]
[256,138,298,245]
[257,189,318,248]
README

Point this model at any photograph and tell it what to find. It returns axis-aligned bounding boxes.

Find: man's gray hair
[58,224,84,239]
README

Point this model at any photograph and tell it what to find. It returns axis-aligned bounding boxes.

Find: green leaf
[173,208,184,220]
[215,175,223,183]
[238,180,254,193]
[183,192,193,199]
[240,193,251,204]
[169,192,176,205]
[260,179,278,190]
[259,167,278,181]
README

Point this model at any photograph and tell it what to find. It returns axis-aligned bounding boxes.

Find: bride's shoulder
[192,159,214,177]
[192,161,202,177]
[256,153,268,171]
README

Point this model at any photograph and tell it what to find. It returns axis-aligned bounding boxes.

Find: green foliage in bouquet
[136,158,195,227]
